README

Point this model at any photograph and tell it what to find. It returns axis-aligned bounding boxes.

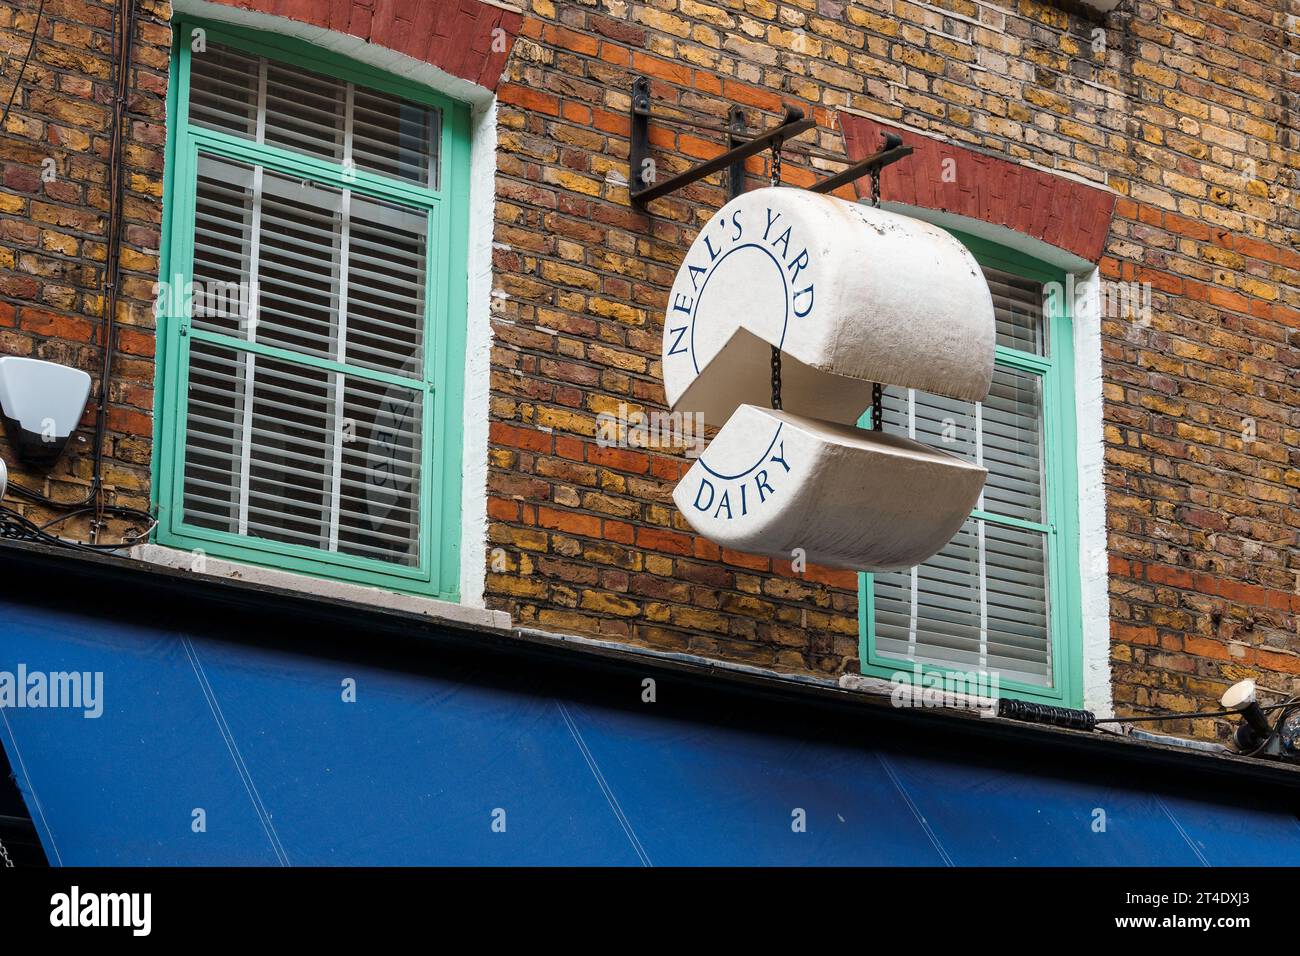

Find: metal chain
[770,140,783,410]
[869,155,883,427]
[771,347,783,411]
[0,835,13,868]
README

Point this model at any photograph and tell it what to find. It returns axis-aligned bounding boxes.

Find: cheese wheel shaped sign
[661,187,998,572]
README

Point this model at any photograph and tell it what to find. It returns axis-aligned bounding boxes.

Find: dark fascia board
[1,537,1299,801]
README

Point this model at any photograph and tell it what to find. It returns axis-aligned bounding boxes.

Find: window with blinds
[157,26,467,598]
[860,242,1081,705]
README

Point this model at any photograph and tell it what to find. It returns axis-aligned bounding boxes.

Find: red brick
[635,527,693,557]
[537,506,601,538]
[490,422,553,455]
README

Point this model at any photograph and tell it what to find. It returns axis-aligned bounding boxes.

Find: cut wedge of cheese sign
[673,404,987,571]
[661,187,997,572]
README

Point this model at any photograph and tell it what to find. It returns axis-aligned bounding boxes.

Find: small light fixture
[0,357,92,466]
[1220,679,1273,752]
[0,456,7,500]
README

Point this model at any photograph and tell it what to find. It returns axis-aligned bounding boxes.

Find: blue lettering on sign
[667,325,689,355]
[665,197,816,372]
[714,490,733,520]
[769,226,791,260]
[763,207,781,239]
[691,427,795,521]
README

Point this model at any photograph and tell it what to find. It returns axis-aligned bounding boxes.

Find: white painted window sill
[129,543,511,631]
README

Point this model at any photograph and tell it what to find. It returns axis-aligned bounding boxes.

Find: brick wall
[486,0,1299,738]
[0,0,1296,741]
[0,0,170,540]
[1100,0,1299,737]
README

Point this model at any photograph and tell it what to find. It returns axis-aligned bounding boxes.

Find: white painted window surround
[167,0,498,611]
[880,203,1113,718]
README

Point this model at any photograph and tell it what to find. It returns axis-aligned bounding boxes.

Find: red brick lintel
[206,0,522,92]
[838,112,1117,264]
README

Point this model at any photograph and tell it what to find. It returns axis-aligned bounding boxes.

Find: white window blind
[871,265,1054,688]
[189,42,441,188]
[179,46,437,570]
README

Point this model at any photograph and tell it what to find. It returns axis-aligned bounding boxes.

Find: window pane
[879,386,978,463]
[984,522,1051,687]
[352,86,440,188]
[256,171,345,359]
[982,366,1044,525]
[184,339,335,549]
[337,376,423,566]
[877,367,1044,526]
[875,520,982,671]
[872,518,1053,689]
[182,339,246,534]
[188,43,258,138]
[871,257,1056,693]
[187,41,440,188]
[985,265,1046,356]
[191,154,429,376]
[244,355,336,550]
[191,156,254,338]
[263,58,345,162]
[180,340,424,568]
[345,195,427,375]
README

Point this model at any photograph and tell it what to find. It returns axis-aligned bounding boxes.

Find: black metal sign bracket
[809,133,912,195]
[629,76,815,207]
[628,75,914,207]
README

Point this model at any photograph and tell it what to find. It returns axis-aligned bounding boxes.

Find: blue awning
[2,586,1299,866]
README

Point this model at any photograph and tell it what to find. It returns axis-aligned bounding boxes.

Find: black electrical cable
[89,0,137,540]
[1094,700,1300,724]
[35,505,153,533]
[997,699,1096,731]
[0,504,148,553]
[6,481,152,522]
[0,0,153,546]
[998,694,1300,763]
[1092,695,1300,759]
[0,0,46,133]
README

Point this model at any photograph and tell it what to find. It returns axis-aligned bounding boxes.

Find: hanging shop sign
[661,186,997,571]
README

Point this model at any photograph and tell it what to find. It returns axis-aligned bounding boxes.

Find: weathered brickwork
[1098,0,1298,738]
[0,0,1296,741]
[0,0,171,541]
[200,0,524,91]
[486,0,1299,739]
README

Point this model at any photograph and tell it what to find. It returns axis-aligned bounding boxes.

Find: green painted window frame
[857,233,1084,707]
[152,18,472,601]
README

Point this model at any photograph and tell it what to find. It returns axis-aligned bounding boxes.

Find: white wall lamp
[1220,680,1277,753]
[0,357,93,469]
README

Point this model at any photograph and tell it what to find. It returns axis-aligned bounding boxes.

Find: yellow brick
[580,591,639,617]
